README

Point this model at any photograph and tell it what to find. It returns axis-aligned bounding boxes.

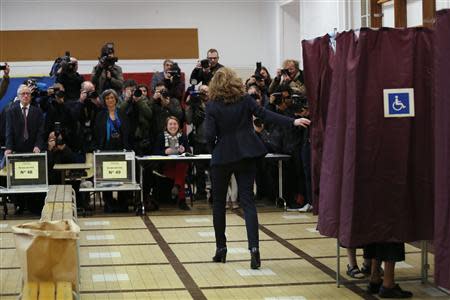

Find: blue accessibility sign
[383,88,415,118]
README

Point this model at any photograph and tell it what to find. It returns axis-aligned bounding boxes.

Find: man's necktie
[22,107,29,140]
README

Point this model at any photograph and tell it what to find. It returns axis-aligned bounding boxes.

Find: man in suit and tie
[5,84,45,155]
[4,84,45,214]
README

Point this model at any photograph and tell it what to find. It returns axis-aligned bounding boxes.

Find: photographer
[246,64,272,97]
[0,63,10,99]
[151,60,185,100]
[47,130,77,184]
[91,43,124,95]
[186,84,209,199]
[55,56,84,102]
[69,81,102,155]
[269,59,305,95]
[44,83,74,144]
[150,82,183,138]
[119,81,153,155]
[190,48,223,86]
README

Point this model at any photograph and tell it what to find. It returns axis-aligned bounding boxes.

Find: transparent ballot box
[6,152,48,190]
[93,151,136,188]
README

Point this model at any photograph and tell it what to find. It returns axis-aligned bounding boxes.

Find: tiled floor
[0,204,447,300]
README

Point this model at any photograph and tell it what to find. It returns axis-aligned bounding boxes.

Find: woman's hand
[178,145,185,154]
[293,118,311,128]
[165,148,174,155]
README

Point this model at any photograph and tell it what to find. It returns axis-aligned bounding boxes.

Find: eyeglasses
[207,57,219,60]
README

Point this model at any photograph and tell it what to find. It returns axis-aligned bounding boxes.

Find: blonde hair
[208,67,245,104]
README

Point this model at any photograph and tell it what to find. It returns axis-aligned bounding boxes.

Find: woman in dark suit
[94,89,130,212]
[205,67,310,269]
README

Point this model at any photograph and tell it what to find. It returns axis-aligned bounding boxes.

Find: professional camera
[52,87,65,99]
[99,55,118,69]
[200,59,210,69]
[249,93,260,102]
[281,68,290,76]
[161,89,169,98]
[253,118,263,128]
[291,93,308,111]
[26,79,48,98]
[168,62,181,78]
[133,88,142,98]
[271,92,283,105]
[0,65,6,71]
[54,122,65,146]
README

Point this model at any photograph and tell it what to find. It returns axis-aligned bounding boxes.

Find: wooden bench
[41,185,77,222]
[22,281,72,300]
[21,185,80,299]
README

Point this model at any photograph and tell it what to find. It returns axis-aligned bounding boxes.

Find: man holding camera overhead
[92,43,124,95]
[0,63,10,100]
[55,55,84,102]
[190,48,224,86]
[269,59,305,95]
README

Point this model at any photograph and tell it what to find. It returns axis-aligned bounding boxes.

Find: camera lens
[134,89,143,98]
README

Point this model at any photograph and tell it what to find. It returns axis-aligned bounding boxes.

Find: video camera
[99,43,118,69]
[49,51,74,76]
[0,65,6,71]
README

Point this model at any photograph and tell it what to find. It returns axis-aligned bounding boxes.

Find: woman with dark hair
[205,67,310,269]
[95,89,130,212]
[153,116,191,210]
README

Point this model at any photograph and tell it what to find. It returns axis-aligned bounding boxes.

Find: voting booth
[6,152,48,190]
[93,151,136,188]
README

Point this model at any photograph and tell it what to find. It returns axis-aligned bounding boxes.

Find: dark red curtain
[305,28,434,248]
[434,9,450,291]
[302,35,335,214]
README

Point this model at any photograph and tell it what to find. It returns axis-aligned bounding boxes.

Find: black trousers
[211,158,259,250]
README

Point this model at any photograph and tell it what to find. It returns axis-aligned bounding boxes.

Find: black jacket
[205,95,294,166]
[94,109,130,151]
[6,104,45,152]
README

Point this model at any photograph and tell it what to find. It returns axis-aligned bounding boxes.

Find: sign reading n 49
[103,161,127,179]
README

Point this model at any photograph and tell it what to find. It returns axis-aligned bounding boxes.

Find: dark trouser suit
[211,158,259,250]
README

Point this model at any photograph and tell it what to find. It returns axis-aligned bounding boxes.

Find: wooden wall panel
[0,28,199,61]
[394,0,407,28]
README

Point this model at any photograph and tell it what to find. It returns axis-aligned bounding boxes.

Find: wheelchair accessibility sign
[383,88,415,118]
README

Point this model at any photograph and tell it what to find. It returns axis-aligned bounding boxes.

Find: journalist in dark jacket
[204,67,310,269]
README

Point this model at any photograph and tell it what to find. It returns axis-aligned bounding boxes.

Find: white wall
[1,0,277,79]
[437,0,450,10]
[281,1,301,63]
[382,0,425,28]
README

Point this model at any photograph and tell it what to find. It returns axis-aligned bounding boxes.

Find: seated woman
[153,116,190,210]
[94,89,130,213]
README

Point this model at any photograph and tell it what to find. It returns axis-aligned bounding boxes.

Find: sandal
[346,264,365,279]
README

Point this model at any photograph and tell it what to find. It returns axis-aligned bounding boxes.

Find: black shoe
[179,201,191,211]
[212,247,227,263]
[14,206,23,216]
[147,201,159,212]
[195,192,207,200]
[379,284,413,298]
[250,247,261,269]
[367,281,382,294]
